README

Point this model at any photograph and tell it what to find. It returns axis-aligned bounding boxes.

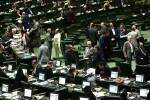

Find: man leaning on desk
[31,60,42,77]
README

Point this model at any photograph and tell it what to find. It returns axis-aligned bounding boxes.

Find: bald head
[127,35,132,42]
[87,41,92,48]
[109,22,113,27]
[101,22,105,28]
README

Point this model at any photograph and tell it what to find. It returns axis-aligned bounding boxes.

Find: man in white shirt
[123,36,135,64]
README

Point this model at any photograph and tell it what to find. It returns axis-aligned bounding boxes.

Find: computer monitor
[111,71,118,79]
[136,75,144,83]
[79,97,89,100]
[82,81,90,88]
[86,68,95,75]
[49,93,59,100]
[24,88,32,98]
[38,73,45,81]
[56,60,61,67]
[2,84,9,93]
[140,88,149,98]
[109,84,118,94]
[58,77,66,85]
[8,64,12,71]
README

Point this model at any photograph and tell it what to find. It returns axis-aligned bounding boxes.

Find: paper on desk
[93,91,106,97]
[31,53,36,56]
[2,93,12,97]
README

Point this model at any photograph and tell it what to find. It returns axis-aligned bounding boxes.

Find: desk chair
[3,61,17,71]
[118,62,133,78]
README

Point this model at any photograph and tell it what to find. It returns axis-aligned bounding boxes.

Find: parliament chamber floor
[0,0,150,100]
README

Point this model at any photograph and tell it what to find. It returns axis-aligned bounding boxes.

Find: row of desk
[1,63,150,100]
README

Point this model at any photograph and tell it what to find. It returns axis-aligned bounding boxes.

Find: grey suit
[32,22,41,46]
[46,32,53,60]
[84,47,94,68]
[37,44,49,64]
[123,41,135,64]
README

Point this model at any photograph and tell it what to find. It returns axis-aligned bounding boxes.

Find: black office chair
[101,96,120,100]
[135,64,149,81]
[118,62,133,78]
[19,63,30,75]
[55,87,68,100]
[72,90,85,100]
[3,61,17,70]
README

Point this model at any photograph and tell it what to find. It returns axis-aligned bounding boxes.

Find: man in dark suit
[26,5,33,16]
[95,62,111,79]
[135,42,147,65]
[65,45,76,66]
[108,22,119,47]
[44,61,53,80]
[99,31,111,61]
[22,12,30,29]
[65,7,74,26]
[87,23,98,47]
[32,60,42,77]
[66,68,76,83]
[123,35,135,64]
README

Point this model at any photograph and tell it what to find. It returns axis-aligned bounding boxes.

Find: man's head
[101,22,105,28]
[22,12,26,16]
[55,28,60,34]
[32,60,38,68]
[98,62,105,69]
[139,42,144,48]
[127,35,132,42]
[5,31,9,36]
[87,41,92,48]
[47,61,53,68]
[109,22,114,27]
[131,25,136,30]
[47,28,51,33]
[67,45,73,51]
[69,67,76,76]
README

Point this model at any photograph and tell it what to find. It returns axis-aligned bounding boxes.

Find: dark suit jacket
[66,73,76,83]
[108,27,119,40]
[44,67,53,80]
[33,64,42,77]
[135,47,147,65]
[99,34,111,60]
[95,65,111,77]
[92,50,102,67]
[87,27,98,44]
[65,50,76,66]
[22,15,30,29]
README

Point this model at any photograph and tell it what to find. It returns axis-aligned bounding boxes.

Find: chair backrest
[55,87,68,100]
[19,63,30,74]
[112,49,124,58]
[3,61,17,70]
[135,64,149,81]
[0,77,10,85]
[20,81,31,89]
[118,62,132,77]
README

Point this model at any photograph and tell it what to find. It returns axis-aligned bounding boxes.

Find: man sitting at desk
[95,62,111,79]
[44,61,53,80]
[66,67,77,83]
[32,60,42,77]
[65,45,76,66]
